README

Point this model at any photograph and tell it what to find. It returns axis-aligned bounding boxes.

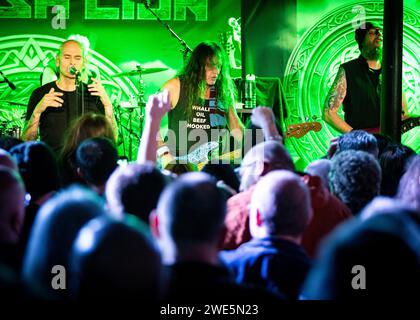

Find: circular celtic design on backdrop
[283,1,419,168]
[0,34,141,159]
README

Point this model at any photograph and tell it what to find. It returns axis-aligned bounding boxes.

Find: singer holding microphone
[22,39,116,153]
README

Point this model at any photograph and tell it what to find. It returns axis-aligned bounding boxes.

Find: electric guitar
[175,141,220,164]
[401,116,420,134]
[173,141,243,171]
[173,121,323,169]
[359,117,420,134]
[286,121,322,138]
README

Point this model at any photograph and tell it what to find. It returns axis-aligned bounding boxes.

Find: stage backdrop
[0,0,240,160]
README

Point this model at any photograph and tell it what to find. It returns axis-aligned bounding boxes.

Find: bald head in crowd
[105,162,167,223]
[239,141,294,192]
[305,159,331,190]
[396,154,420,212]
[153,172,226,263]
[156,172,226,244]
[0,149,18,171]
[70,217,164,300]
[0,167,25,243]
[250,170,312,240]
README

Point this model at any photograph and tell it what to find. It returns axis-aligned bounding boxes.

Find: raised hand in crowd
[251,106,283,143]
[137,89,171,164]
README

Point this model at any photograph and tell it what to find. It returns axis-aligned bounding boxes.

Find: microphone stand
[114,103,127,158]
[75,72,84,116]
[0,70,16,90]
[142,1,192,62]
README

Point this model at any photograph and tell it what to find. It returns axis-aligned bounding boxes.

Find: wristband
[157,146,170,157]
[267,135,282,141]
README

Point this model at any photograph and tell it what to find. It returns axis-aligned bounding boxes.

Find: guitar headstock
[286,121,322,138]
[219,31,234,53]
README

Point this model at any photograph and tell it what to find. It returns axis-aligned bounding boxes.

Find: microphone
[0,70,16,90]
[68,65,80,76]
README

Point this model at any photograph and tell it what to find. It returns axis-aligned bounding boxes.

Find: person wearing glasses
[323,22,409,134]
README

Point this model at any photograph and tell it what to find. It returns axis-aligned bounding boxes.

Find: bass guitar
[285,121,322,138]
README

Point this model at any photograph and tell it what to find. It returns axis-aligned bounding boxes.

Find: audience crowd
[0,90,419,307]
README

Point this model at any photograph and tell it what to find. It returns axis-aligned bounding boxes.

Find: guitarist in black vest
[323,22,411,134]
[157,41,244,171]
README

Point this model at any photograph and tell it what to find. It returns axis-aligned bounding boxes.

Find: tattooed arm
[322,66,353,133]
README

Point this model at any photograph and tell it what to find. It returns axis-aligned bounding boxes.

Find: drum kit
[111,65,168,160]
[111,65,168,107]
[0,99,26,139]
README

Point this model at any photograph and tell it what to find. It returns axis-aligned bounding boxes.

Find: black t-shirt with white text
[167,79,228,158]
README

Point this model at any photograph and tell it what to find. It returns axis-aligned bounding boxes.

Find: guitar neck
[197,149,242,171]
[401,116,420,134]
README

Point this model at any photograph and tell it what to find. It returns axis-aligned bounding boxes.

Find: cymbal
[111,67,168,78]
[0,100,27,107]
